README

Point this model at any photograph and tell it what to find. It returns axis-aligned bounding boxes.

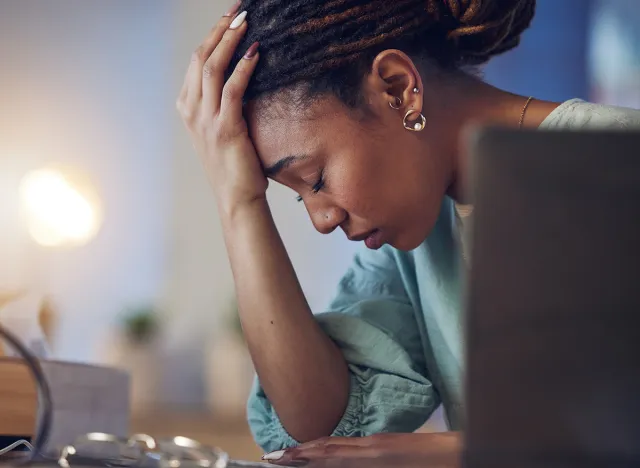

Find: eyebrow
[263,155,308,177]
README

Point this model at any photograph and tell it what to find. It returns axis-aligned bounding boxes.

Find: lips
[348,229,384,250]
[364,230,384,250]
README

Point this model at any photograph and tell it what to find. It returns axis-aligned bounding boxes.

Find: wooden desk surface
[129,412,455,466]
[0,359,37,436]
[131,411,263,462]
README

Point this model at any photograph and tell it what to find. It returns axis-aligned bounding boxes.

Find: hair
[230,0,536,108]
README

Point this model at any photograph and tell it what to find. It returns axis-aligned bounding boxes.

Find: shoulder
[539,99,640,131]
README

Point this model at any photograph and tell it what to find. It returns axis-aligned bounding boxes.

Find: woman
[177,0,640,465]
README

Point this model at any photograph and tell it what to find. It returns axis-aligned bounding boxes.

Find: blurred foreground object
[465,129,640,467]
[0,358,129,453]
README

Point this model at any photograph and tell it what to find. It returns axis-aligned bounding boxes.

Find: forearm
[219,198,350,442]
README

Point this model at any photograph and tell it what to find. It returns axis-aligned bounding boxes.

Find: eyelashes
[296,170,325,202]
[312,172,326,193]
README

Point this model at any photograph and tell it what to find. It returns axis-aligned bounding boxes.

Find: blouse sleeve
[247,245,439,453]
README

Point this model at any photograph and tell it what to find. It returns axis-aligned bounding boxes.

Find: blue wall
[484,0,593,102]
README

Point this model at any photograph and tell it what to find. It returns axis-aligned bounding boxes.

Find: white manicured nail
[261,450,285,461]
[229,11,247,29]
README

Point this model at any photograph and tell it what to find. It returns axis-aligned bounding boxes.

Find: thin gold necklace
[519,96,534,129]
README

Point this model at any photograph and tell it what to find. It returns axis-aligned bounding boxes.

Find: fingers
[264,439,371,466]
[263,435,463,467]
[202,11,250,114]
[185,21,231,104]
[183,3,242,107]
[267,446,377,467]
[218,41,260,121]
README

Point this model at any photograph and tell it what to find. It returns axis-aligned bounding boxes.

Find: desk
[0,359,37,436]
[131,411,263,462]
[0,358,128,451]
[130,412,448,464]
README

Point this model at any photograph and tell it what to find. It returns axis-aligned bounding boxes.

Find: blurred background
[0,0,639,461]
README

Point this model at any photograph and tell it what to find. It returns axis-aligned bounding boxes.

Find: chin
[388,217,439,252]
[387,232,427,252]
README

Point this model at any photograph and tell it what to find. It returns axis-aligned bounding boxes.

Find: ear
[366,49,424,114]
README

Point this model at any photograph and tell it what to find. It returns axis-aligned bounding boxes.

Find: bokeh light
[20,167,102,248]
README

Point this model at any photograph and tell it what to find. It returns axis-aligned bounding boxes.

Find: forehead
[246,93,361,167]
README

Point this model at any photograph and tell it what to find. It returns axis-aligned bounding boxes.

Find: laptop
[463,128,640,468]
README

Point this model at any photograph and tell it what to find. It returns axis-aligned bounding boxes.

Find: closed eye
[296,170,325,202]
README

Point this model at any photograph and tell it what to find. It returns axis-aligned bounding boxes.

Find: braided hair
[231,0,536,107]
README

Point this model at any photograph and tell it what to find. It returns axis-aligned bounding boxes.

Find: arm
[221,199,350,442]
[248,245,442,453]
[176,12,436,449]
[176,13,348,443]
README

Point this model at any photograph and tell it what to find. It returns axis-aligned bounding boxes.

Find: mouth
[348,229,384,250]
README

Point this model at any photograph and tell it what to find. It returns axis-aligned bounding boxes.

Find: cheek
[326,147,388,218]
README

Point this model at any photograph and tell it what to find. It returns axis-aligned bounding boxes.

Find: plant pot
[204,332,254,420]
[103,332,160,415]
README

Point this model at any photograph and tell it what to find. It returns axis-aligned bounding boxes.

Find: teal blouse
[247,99,640,453]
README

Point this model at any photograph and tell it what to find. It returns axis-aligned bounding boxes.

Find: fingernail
[229,10,247,30]
[261,450,285,461]
[223,0,241,17]
[244,42,260,59]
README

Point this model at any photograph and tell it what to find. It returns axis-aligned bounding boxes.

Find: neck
[422,72,560,203]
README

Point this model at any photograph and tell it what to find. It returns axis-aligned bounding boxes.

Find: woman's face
[246,90,451,251]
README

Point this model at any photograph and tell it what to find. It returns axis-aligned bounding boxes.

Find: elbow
[277,374,351,443]
[247,369,351,450]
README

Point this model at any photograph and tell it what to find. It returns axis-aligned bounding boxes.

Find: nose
[308,203,347,235]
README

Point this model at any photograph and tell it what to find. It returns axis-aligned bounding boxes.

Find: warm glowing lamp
[19,167,102,248]
[1,167,102,358]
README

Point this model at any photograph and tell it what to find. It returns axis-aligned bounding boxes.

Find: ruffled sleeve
[247,246,440,452]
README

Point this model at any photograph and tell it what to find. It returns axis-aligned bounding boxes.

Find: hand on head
[176,2,267,215]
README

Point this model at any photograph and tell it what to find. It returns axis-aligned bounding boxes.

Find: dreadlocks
[230,0,536,105]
